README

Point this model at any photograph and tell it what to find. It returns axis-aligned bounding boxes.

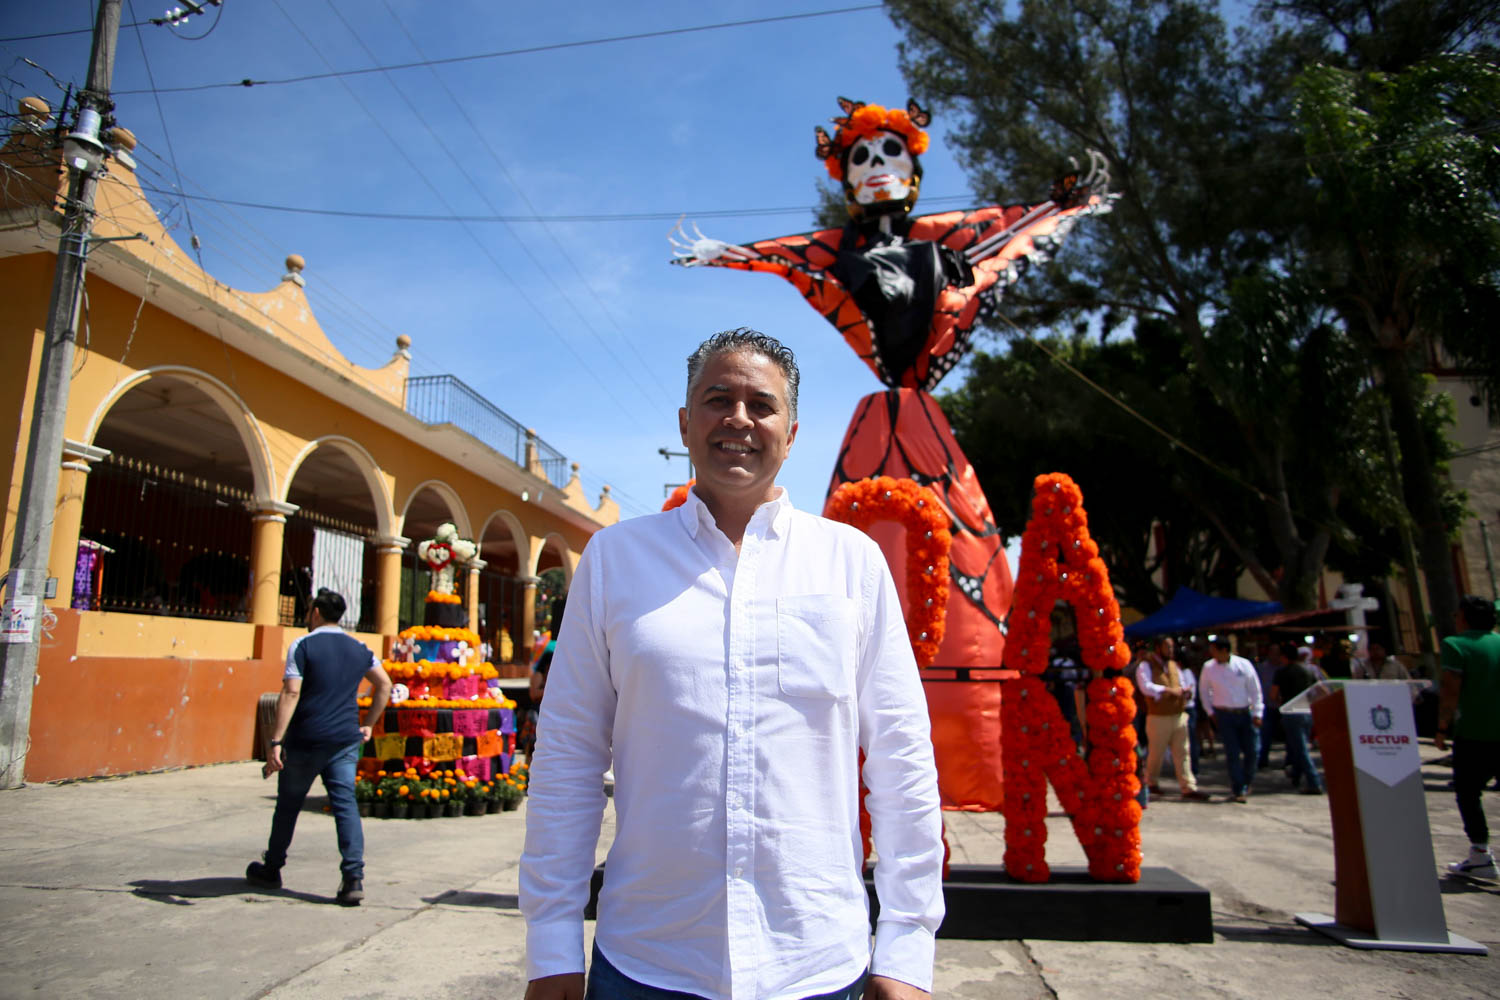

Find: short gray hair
[685,328,800,421]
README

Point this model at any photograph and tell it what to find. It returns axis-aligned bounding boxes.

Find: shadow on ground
[130,876,333,906]
[1440,875,1500,897]
[423,888,520,909]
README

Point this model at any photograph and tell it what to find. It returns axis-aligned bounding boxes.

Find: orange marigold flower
[849,104,887,137]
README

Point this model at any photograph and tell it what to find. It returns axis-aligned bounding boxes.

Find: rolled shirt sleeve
[1243,658,1265,720]
[1135,660,1165,701]
[1198,662,1218,716]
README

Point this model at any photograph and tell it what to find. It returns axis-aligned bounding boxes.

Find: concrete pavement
[0,743,1495,999]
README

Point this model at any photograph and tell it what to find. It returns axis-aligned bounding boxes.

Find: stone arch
[284,436,393,537]
[85,365,274,499]
[532,531,575,586]
[477,508,530,576]
[397,479,471,540]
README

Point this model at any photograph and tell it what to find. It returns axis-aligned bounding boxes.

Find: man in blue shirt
[247,588,392,904]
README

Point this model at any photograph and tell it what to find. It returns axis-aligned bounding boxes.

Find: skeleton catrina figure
[672,98,1110,812]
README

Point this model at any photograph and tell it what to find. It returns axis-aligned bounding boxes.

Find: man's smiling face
[679,348,798,513]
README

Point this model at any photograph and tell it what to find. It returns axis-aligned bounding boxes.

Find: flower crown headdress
[815,96,932,180]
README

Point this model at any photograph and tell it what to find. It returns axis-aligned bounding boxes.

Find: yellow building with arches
[0,100,616,781]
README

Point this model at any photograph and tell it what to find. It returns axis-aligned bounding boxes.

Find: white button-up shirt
[1199,654,1265,720]
[520,488,944,999]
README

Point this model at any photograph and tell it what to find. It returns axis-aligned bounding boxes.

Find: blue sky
[3,2,1013,523]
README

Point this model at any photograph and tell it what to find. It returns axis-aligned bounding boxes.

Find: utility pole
[0,0,123,788]
[659,446,693,497]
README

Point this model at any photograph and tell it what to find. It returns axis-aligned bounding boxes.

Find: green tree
[1260,0,1500,74]
[890,0,1361,607]
[1292,55,1500,634]
[941,331,1254,613]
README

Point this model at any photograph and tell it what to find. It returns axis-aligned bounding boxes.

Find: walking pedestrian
[1200,637,1264,803]
[1271,642,1324,794]
[1436,595,1500,879]
[1257,642,1286,770]
[1136,637,1210,800]
[246,588,392,905]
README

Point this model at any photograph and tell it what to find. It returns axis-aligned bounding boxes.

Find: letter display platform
[868,864,1212,942]
[585,863,1213,943]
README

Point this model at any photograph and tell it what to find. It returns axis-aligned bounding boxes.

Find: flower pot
[465,800,486,816]
[486,799,501,814]
[372,801,390,819]
[445,800,463,817]
[390,801,410,819]
[501,797,520,812]
[357,802,371,818]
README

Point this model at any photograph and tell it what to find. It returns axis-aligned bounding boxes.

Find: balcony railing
[404,375,570,488]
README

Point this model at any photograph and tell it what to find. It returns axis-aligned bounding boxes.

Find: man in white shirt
[1352,639,1411,681]
[521,329,944,1000]
[1200,637,1264,803]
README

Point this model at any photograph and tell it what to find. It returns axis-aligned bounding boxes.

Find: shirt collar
[679,486,793,540]
[310,623,344,634]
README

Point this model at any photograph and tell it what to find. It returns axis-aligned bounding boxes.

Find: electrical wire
[125,1,203,263]
[124,182,978,222]
[316,0,669,423]
[378,0,675,402]
[995,314,1423,569]
[109,5,886,94]
[254,0,657,443]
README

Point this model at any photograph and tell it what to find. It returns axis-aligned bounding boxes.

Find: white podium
[1284,679,1485,954]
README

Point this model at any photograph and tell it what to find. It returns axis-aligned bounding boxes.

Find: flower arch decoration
[662,480,694,512]
[825,476,952,667]
[1001,472,1141,883]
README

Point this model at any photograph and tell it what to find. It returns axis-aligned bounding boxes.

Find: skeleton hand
[669,219,757,266]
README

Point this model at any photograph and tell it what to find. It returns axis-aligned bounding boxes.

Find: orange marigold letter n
[1001,473,1141,883]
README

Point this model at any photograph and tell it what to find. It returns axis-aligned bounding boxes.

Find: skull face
[390,682,410,705]
[845,131,915,207]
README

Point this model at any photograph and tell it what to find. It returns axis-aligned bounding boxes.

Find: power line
[109,5,885,94]
[0,22,154,43]
[378,0,675,403]
[266,0,653,433]
[124,182,977,222]
[316,0,670,422]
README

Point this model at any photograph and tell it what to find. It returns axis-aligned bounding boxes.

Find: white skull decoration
[390,682,410,705]
[846,131,915,207]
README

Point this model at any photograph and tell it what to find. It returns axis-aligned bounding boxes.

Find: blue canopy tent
[1123,587,1281,639]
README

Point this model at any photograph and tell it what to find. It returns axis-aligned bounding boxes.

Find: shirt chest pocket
[776,595,858,701]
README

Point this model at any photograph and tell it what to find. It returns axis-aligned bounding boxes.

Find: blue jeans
[264,739,364,878]
[1454,739,1500,846]
[585,942,867,1000]
[1281,712,1322,792]
[1215,710,1259,796]
[1258,703,1281,768]
[1187,702,1202,777]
